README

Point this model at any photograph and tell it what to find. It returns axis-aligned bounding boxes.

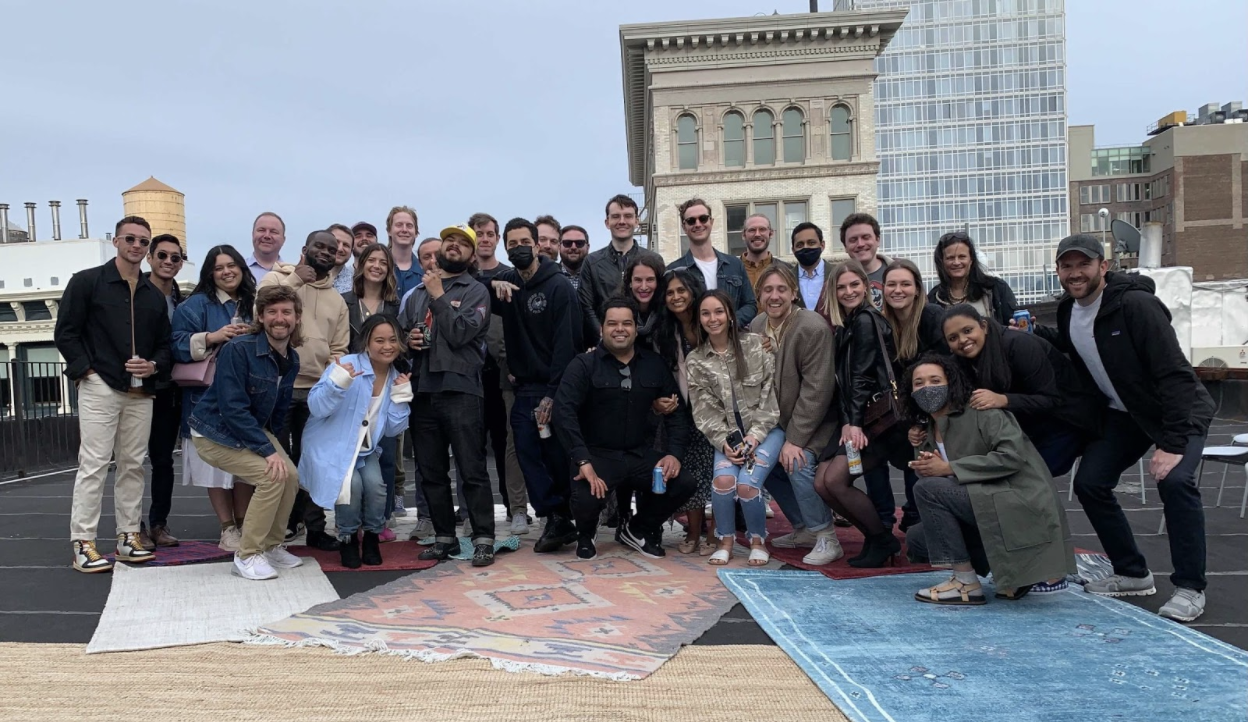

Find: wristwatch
[577,459,592,468]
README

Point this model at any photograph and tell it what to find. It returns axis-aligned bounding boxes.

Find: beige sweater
[258,263,350,389]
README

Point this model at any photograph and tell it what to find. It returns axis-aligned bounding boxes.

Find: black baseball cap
[1056,233,1104,260]
[351,221,378,237]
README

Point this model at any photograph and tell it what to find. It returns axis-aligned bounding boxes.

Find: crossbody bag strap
[870,313,898,399]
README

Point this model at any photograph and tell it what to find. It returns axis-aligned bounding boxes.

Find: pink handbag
[171,348,218,388]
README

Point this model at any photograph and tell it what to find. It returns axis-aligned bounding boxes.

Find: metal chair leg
[1215,462,1228,508]
[1240,463,1247,519]
[1139,458,1147,504]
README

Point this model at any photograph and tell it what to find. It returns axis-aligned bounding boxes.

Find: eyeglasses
[120,235,151,247]
[561,239,587,249]
[155,250,184,263]
[683,214,711,226]
[618,365,632,391]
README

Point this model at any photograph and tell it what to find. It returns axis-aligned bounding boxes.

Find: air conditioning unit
[1192,346,1248,369]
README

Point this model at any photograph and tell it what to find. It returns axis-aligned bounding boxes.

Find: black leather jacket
[834,306,897,428]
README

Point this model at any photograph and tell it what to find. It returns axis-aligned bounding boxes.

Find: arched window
[677,114,698,170]
[782,108,805,163]
[723,111,745,168]
[830,105,853,161]
[753,109,775,165]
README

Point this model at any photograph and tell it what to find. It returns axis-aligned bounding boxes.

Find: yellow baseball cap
[439,224,477,250]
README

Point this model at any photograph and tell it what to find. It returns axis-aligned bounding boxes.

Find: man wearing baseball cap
[351,222,378,258]
[1044,233,1213,622]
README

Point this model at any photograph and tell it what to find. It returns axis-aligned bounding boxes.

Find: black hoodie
[492,257,584,397]
[1052,272,1213,454]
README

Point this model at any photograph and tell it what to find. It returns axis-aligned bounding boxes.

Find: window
[830,198,856,230]
[0,305,15,322]
[829,105,852,161]
[1079,186,1090,205]
[782,108,805,163]
[677,114,698,170]
[725,204,749,255]
[724,199,806,256]
[723,111,745,168]
[753,109,775,165]
[50,276,59,286]
[782,201,807,242]
[1080,213,1108,232]
[22,302,51,322]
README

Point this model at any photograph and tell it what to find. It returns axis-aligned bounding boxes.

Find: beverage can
[230,313,244,326]
[415,322,431,349]
[129,355,144,388]
[652,466,667,494]
[1012,309,1032,333]
[845,441,863,476]
[534,409,551,439]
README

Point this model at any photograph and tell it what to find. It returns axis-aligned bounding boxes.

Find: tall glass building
[840,0,1068,301]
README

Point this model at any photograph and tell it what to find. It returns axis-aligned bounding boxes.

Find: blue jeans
[334,452,386,537]
[765,448,832,533]
[712,427,785,540]
[511,391,572,519]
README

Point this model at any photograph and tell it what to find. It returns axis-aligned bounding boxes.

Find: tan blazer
[749,308,837,455]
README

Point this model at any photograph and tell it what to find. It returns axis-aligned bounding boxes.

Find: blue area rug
[720,569,1248,722]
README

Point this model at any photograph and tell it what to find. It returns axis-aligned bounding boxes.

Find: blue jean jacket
[187,333,299,458]
[667,249,758,326]
[298,352,411,509]
[171,291,249,438]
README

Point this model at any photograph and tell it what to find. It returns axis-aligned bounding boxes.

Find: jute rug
[87,559,339,654]
[0,643,846,722]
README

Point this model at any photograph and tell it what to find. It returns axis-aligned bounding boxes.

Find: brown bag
[861,316,901,440]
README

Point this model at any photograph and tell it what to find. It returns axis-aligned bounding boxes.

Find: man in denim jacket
[188,286,303,580]
[666,198,758,327]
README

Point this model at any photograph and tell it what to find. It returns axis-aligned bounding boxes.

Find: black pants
[146,386,181,527]
[281,394,327,535]
[482,365,511,509]
[412,392,495,544]
[571,448,695,539]
[1073,409,1206,591]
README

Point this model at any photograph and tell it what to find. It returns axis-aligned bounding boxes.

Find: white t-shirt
[694,257,718,291]
[1068,291,1127,412]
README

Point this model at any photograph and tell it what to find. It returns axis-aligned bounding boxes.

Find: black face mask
[507,246,535,269]
[436,254,470,275]
[794,247,823,268]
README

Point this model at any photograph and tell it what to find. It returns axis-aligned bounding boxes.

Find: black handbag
[860,315,902,440]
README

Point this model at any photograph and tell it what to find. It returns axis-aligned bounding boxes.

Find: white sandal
[708,547,732,566]
[748,546,770,566]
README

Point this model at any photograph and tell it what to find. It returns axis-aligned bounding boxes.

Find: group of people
[54,193,1214,622]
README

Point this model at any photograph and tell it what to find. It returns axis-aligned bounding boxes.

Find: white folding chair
[1159,437,1248,533]
[1067,457,1147,504]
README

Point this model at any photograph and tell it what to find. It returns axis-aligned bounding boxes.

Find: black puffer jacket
[834,305,897,429]
[1052,272,1213,454]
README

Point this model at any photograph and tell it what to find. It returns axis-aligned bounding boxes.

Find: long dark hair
[655,267,705,368]
[901,353,972,424]
[942,303,1012,391]
[354,313,404,355]
[694,290,748,379]
[193,244,255,320]
[353,243,399,303]
[620,253,668,313]
[933,231,1001,304]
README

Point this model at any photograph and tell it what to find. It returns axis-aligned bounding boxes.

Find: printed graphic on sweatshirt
[527,292,548,315]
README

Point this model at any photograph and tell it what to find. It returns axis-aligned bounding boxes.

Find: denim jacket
[172,290,251,438]
[187,333,299,458]
[667,249,758,326]
[298,353,411,509]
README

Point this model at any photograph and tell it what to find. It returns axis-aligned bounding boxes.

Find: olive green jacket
[920,407,1076,590]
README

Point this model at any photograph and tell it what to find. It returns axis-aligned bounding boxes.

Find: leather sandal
[914,577,987,606]
[678,538,701,555]
[708,545,733,566]
[747,545,770,567]
[699,537,716,556]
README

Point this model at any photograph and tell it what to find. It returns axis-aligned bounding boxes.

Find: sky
[1,0,1245,268]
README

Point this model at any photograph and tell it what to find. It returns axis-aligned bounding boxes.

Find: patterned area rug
[291,541,439,573]
[251,542,741,680]
[720,569,1248,722]
[107,540,231,567]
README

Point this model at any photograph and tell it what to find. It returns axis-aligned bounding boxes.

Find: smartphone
[725,430,744,452]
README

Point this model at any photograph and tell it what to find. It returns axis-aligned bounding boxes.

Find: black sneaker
[306,530,341,551]
[418,542,454,562]
[619,522,664,559]
[284,522,305,543]
[576,537,597,561]
[533,515,577,553]
[471,543,495,567]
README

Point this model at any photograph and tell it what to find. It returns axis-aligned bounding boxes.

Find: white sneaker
[802,532,844,565]
[232,553,277,580]
[262,545,304,569]
[510,513,529,536]
[771,528,818,549]
[218,526,242,553]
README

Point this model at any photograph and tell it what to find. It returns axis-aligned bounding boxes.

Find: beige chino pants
[193,432,299,559]
[69,373,152,541]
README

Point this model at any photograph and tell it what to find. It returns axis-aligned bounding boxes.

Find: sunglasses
[618,365,632,391]
[120,234,151,247]
[560,239,587,249]
[154,250,184,263]
[683,214,711,226]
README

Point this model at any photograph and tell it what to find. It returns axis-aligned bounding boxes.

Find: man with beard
[329,223,356,294]
[1046,234,1213,622]
[580,195,664,337]
[491,218,584,552]
[247,212,287,283]
[739,214,794,292]
[535,215,562,263]
[189,285,304,580]
[547,222,599,347]
[554,297,694,560]
[260,230,350,550]
[352,221,378,256]
[399,225,496,565]
[838,213,893,310]
[558,225,590,288]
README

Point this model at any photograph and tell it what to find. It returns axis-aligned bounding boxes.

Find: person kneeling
[299,315,412,569]
[902,354,1075,605]
[553,298,695,560]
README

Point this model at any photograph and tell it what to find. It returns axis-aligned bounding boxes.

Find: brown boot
[137,523,155,551]
[149,524,180,547]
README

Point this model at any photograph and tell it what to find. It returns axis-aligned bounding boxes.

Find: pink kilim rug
[250,546,739,680]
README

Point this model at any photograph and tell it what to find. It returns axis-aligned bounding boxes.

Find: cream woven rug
[86,559,339,654]
[0,642,846,722]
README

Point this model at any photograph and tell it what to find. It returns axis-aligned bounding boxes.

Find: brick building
[1068,102,1248,280]
[619,9,906,262]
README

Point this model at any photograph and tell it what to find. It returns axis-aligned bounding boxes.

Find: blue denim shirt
[667,249,758,326]
[171,291,251,438]
[188,333,299,458]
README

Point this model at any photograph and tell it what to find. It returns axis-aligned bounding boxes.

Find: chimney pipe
[24,202,37,242]
[77,199,89,239]
[0,204,9,244]
[49,200,62,241]
[810,0,819,10]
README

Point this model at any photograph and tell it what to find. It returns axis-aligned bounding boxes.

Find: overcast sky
[1,0,1244,266]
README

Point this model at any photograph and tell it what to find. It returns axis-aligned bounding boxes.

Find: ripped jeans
[712,427,785,541]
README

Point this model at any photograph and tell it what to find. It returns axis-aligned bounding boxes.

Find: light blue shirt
[798,262,824,310]
[246,254,281,284]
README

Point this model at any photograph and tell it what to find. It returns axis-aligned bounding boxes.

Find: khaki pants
[70,373,153,540]
[501,389,528,515]
[193,432,299,559]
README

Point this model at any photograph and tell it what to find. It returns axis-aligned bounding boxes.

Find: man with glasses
[739,214,793,292]
[554,224,600,347]
[667,198,757,326]
[247,212,286,283]
[140,234,186,549]
[579,195,663,337]
[55,216,170,572]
